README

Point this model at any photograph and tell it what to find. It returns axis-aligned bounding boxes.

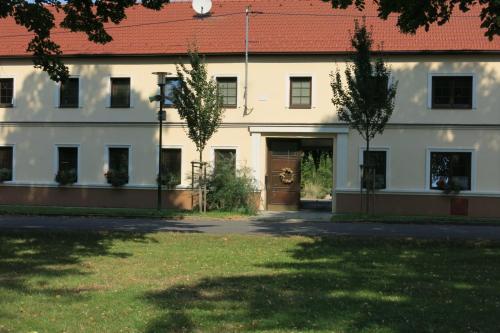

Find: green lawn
[0,205,250,220]
[1,232,500,332]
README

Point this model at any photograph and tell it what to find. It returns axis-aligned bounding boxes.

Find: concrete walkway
[0,214,500,240]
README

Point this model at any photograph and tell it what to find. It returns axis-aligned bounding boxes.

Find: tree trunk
[365,138,370,214]
[199,150,203,213]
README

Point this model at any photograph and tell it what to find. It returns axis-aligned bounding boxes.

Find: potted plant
[55,169,77,185]
[0,168,12,183]
[157,173,180,189]
[437,177,462,195]
[105,169,128,187]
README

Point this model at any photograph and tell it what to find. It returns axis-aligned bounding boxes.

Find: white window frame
[107,75,133,108]
[427,72,477,110]
[0,76,16,108]
[156,145,184,188]
[210,145,240,170]
[425,147,477,192]
[285,73,316,109]
[104,145,132,185]
[214,74,240,108]
[54,75,82,108]
[54,144,81,185]
[0,144,15,182]
[358,146,391,190]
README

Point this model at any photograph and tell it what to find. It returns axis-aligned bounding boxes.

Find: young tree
[330,20,398,213]
[173,48,225,212]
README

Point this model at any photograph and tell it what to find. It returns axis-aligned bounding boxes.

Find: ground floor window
[362,150,387,190]
[107,147,129,186]
[430,151,471,191]
[56,147,78,184]
[160,148,181,188]
[0,146,13,181]
[214,149,236,173]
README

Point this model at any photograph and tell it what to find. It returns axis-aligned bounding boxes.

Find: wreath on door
[279,167,294,184]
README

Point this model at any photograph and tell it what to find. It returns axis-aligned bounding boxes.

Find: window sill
[0,105,14,109]
[107,106,133,109]
[289,106,312,110]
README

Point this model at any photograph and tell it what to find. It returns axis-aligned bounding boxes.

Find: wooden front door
[267,139,301,211]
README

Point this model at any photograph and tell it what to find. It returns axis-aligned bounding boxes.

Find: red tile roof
[0,0,498,57]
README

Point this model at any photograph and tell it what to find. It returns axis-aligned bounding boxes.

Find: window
[432,76,473,109]
[57,147,78,182]
[160,148,181,187]
[0,146,13,181]
[216,77,237,108]
[430,151,471,191]
[0,78,14,107]
[362,150,387,189]
[165,78,181,108]
[106,147,129,186]
[59,78,79,108]
[214,149,236,173]
[110,78,131,108]
[290,77,312,109]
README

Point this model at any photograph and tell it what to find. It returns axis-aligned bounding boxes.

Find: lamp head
[152,72,171,85]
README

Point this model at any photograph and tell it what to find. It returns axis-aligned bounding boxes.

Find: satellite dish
[192,0,212,16]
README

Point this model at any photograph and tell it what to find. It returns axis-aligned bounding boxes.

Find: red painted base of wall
[0,186,193,210]
[336,192,500,218]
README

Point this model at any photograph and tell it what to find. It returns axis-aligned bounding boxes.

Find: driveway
[1,214,500,240]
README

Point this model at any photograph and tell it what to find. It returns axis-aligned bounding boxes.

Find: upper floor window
[60,78,79,108]
[290,77,311,109]
[0,146,13,182]
[362,150,387,190]
[430,151,471,191]
[216,77,237,108]
[160,148,181,188]
[110,78,131,108]
[165,78,181,108]
[431,76,473,109]
[0,78,14,108]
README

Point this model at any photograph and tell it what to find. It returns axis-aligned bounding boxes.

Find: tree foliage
[331,20,398,152]
[323,0,499,40]
[173,48,224,164]
[0,0,170,82]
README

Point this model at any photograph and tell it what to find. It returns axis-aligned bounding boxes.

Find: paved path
[1,215,500,240]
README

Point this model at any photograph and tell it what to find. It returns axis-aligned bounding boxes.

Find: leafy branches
[0,0,170,82]
[323,0,499,40]
[331,20,398,151]
[174,48,224,163]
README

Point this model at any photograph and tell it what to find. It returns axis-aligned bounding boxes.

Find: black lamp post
[151,72,171,210]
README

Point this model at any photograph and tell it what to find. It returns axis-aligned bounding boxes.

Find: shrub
[105,170,129,187]
[157,173,181,189]
[206,160,258,214]
[0,168,12,182]
[301,152,333,199]
[55,169,77,185]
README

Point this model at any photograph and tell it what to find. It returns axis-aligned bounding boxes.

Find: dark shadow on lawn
[0,230,150,320]
[143,237,500,332]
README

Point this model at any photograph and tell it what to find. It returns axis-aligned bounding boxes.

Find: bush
[105,170,128,187]
[206,160,258,214]
[157,173,181,189]
[55,169,77,185]
[301,152,333,199]
[0,168,12,182]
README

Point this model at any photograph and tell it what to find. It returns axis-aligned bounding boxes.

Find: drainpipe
[244,6,250,115]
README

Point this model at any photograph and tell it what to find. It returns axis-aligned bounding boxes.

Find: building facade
[0,1,499,216]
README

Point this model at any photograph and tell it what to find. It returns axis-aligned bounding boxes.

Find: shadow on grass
[0,230,149,320]
[144,237,500,332]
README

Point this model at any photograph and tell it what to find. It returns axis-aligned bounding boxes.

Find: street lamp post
[152,72,171,211]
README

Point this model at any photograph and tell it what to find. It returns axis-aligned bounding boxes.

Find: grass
[1,231,500,332]
[332,213,500,226]
[0,205,252,220]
